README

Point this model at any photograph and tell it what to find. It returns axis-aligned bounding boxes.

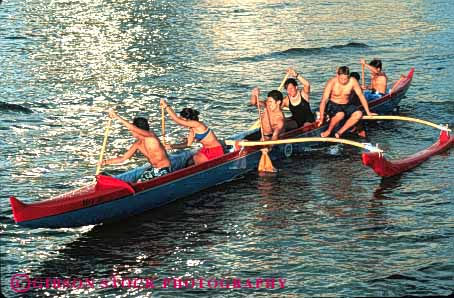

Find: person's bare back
[371,72,387,94]
[361,58,388,94]
[101,110,171,182]
[136,136,170,169]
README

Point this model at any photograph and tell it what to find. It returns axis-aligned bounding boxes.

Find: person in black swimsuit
[348,71,367,138]
[281,68,315,130]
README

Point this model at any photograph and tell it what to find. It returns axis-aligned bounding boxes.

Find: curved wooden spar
[362,115,451,132]
[227,137,383,153]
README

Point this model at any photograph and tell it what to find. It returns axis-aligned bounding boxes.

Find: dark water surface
[1,0,453,297]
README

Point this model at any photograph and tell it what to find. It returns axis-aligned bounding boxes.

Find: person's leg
[336,110,363,138]
[356,121,367,138]
[284,118,298,131]
[185,157,195,167]
[193,151,208,165]
[138,167,156,182]
[321,112,344,137]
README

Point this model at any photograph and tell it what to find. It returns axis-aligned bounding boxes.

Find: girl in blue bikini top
[160,99,224,165]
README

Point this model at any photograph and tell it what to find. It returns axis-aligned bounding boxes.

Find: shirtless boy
[318,66,376,138]
[101,110,171,182]
[250,88,285,141]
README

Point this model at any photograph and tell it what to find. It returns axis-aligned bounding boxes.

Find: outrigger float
[9,68,451,229]
[361,116,453,177]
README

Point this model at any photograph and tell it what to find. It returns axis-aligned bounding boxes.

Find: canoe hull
[10,68,415,228]
[10,151,263,228]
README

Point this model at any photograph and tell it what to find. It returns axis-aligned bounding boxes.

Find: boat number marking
[82,199,95,207]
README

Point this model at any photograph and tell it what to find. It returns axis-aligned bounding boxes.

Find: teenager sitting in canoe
[318,66,376,138]
[100,110,171,182]
[281,67,316,130]
[247,88,285,141]
[160,99,224,165]
[348,71,367,138]
[360,58,388,100]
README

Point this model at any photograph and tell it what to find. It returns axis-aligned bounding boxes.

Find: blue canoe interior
[10,68,415,228]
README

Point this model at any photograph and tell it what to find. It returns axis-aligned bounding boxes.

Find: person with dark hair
[348,71,367,138]
[349,72,361,106]
[160,99,224,165]
[100,110,171,182]
[360,58,388,95]
[281,67,315,129]
[249,88,285,141]
[318,66,376,138]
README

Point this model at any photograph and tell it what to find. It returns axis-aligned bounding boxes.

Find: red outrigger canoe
[362,130,454,177]
[11,68,440,229]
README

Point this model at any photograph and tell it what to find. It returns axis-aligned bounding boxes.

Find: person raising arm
[281,67,315,129]
[160,99,224,165]
[100,110,171,182]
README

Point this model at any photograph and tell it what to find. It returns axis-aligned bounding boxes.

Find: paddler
[360,58,388,99]
[247,88,285,141]
[100,110,172,182]
[160,99,224,166]
[319,66,376,138]
[281,67,316,130]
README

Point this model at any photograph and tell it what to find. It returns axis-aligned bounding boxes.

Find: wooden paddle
[248,72,290,130]
[95,117,112,177]
[361,62,365,89]
[161,106,166,145]
[362,115,451,132]
[255,91,276,172]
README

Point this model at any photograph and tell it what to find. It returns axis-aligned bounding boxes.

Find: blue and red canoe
[10,68,418,228]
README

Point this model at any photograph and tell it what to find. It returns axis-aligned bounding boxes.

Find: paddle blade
[248,119,261,130]
[258,150,276,173]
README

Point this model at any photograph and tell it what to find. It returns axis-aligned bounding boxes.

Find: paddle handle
[95,117,112,176]
[255,93,265,140]
[278,72,290,91]
[161,106,166,145]
[361,63,365,88]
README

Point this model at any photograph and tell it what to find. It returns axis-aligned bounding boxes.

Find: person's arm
[250,87,266,108]
[101,142,138,166]
[299,75,310,102]
[318,79,333,126]
[360,58,380,75]
[109,110,152,137]
[390,75,406,94]
[166,130,195,149]
[281,95,289,108]
[271,118,285,141]
[288,68,311,101]
[352,80,376,116]
[160,99,199,128]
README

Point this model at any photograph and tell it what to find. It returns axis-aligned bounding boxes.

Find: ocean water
[1,0,453,297]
